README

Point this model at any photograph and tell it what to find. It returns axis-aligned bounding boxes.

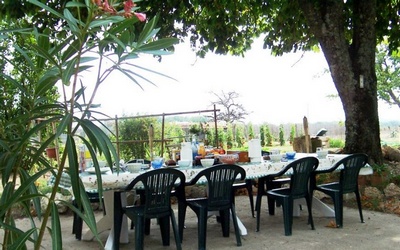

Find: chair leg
[355,191,364,223]
[268,196,276,215]
[198,208,207,250]
[134,216,145,250]
[230,205,242,246]
[170,211,182,250]
[159,216,171,246]
[305,195,315,230]
[281,197,292,236]
[178,201,187,242]
[332,193,343,228]
[113,194,123,250]
[255,194,263,232]
[256,177,269,232]
[220,209,230,237]
[145,218,151,235]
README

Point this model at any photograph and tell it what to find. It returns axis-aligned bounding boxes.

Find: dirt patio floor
[9,195,400,249]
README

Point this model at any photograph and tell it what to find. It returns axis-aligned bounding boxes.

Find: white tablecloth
[80,153,372,192]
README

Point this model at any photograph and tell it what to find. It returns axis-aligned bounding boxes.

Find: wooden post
[214,104,218,148]
[161,114,165,157]
[115,115,120,158]
[303,116,310,153]
[149,124,154,160]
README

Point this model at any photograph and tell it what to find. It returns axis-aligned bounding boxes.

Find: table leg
[293,197,335,217]
[208,211,247,236]
[82,191,129,247]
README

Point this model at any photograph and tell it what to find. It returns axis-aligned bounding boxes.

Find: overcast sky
[88,38,400,125]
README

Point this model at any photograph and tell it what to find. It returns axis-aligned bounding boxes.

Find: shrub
[329,138,345,148]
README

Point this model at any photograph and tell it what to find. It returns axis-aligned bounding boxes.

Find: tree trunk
[299,0,383,164]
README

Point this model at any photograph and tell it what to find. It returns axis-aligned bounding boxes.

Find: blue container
[151,158,164,169]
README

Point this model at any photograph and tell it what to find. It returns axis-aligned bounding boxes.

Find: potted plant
[370,163,389,186]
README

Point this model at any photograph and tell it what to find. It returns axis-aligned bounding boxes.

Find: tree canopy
[3,0,399,163]
[376,42,400,109]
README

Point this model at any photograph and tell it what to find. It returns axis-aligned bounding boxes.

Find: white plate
[86,167,110,174]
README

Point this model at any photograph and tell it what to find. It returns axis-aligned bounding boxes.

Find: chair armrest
[314,163,341,175]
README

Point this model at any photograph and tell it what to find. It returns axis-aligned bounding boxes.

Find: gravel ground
[5,195,400,249]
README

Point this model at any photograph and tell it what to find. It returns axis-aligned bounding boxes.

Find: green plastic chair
[256,157,319,236]
[113,168,185,250]
[179,164,246,250]
[312,153,368,228]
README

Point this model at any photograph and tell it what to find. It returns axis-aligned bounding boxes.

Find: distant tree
[279,125,285,146]
[210,91,250,124]
[226,125,234,149]
[248,122,254,140]
[265,125,273,147]
[376,42,400,109]
[260,125,266,147]
[235,125,245,148]
[289,124,296,145]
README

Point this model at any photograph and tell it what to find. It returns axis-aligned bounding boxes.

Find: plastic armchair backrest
[289,157,319,198]
[190,164,246,211]
[125,168,186,217]
[337,153,369,193]
[271,157,319,198]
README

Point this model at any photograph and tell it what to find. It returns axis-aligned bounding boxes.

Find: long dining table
[78,153,373,249]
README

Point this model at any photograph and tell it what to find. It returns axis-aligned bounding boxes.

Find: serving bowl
[316,150,328,159]
[177,159,192,168]
[286,151,296,160]
[151,157,164,169]
[269,154,282,162]
[219,154,239,164]
[126,163,142,173]
[200,158,215,168]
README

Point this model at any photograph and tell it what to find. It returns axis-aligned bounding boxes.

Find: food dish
[200,158,215,167]
[219,154,239,164]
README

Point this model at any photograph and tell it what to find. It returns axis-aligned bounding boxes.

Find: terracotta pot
[358,175,367,187]
[370,172,388,186]
[46,147,57,159]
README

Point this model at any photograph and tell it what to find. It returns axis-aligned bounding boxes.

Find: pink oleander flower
[103,0,117,14]
[92,0,102,6]
[134,12,146,22]
[124,0,135,13]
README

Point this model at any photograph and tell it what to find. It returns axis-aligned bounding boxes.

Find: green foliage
[226,125,234,149]
[278,125,285,146]
[329,138,345,148]
[0,1,178,249]
[260,125,265,147]
[376,42,400,107]
[248,122,254,140]
[189,124,201,135]
[265,125,273,146]
[235,125,245,148]
[289,124,296,145]
[118,117,158,161]
[371,163,388,175]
